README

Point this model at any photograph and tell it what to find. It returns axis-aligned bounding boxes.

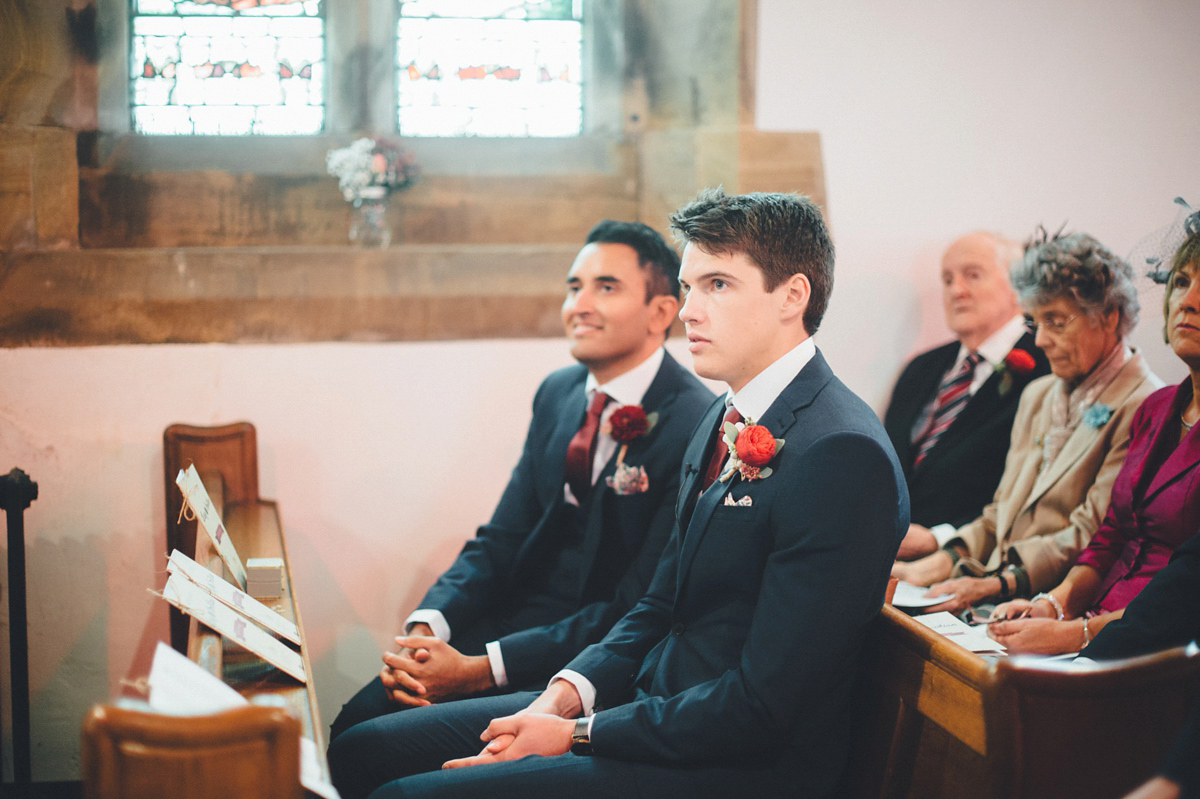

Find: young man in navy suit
[329,221,714,740]
[329,190,908,799]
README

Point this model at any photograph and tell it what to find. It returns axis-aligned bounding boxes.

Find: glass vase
[349,186,391,248]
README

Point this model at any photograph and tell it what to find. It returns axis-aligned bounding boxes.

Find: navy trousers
[327,691,790,799]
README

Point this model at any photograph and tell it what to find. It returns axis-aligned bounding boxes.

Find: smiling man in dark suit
[885,231,1049,560]
[328,221,713,741]
[328,189,908,799]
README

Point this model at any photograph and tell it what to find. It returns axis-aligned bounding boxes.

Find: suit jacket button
[672,623,686,636]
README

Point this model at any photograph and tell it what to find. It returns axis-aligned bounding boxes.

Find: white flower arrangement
[325,137,419,205]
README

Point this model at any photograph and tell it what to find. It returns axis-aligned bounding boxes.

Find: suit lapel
[1141,388,1200,503]
[577,354,687,583]
[548,380,589,500]
[676,353,832,592]
[1141,431,1200,504]
[676,398,724,536]
[1022,356,1150,511]
[896,343,957,466]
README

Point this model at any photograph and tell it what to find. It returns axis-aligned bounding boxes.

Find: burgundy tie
[565,391,612,500]
[701,406,744,491]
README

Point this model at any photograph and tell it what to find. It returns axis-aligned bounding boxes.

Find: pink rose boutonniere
[720,418,785,483]
[996,348,1037,396]
[604,405,659,495]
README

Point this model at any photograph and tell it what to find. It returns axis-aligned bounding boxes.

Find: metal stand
[1,467,38,791]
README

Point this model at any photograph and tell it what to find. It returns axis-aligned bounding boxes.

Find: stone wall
[0,0,826,347]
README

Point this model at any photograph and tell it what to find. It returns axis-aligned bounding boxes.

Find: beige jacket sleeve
[951,377,1047,565]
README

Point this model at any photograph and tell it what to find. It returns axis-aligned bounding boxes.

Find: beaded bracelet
[1031,592,1065,621]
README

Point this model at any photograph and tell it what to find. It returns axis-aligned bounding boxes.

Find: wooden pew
[82,702,302,799]
[162,422,328,786]
[845,605,1200,799]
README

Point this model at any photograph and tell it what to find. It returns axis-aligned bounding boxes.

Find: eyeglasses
[1029,313,1080,335]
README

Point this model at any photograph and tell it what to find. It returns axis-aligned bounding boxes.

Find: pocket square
[723,494,753,507]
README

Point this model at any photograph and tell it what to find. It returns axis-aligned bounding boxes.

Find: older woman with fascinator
[990,208,1200,655]
[893,232,1162,614]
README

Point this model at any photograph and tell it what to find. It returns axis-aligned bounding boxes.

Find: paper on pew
[162,572,307,682]
[148,640,245,714]
[168,549,301,644]
[176,464,248,589]
[146,643,340,799]
[915,611,1007,654]
[891,580,955,609]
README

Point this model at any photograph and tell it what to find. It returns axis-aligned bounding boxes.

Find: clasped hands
[442,679,584,770]
[986,597,1086,653]
[380,630,585,769]
[379,623,494,708]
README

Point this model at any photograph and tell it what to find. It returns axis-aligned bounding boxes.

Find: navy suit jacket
[883,332,1049,529]
[568,350,909,796]
[417,351,713,688]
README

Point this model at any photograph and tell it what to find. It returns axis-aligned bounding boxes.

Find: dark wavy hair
[667,188,835,334]
[585,220,681,300]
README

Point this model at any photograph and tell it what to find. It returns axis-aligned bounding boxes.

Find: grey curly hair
[1010,232,1139,339]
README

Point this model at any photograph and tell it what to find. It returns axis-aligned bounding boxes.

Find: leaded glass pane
[130,0,324,135]
[397,1,583,137]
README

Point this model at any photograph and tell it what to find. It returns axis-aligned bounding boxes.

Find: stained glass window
[130,0,325,135]
[397,1,583,137]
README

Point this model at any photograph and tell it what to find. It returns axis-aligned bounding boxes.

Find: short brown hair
[1163,229,1200,342]
[668,188,835,334]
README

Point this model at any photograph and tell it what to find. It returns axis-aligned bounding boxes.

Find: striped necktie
[913,352,982,467]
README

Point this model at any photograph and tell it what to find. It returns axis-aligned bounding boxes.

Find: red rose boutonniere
[719,418,785,483]
[995,348,1037,396]
[604,405,659,495]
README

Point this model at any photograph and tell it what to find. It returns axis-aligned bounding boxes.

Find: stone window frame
[96,0,626,176]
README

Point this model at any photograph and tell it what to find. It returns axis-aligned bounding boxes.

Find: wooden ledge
[0,244,579,346]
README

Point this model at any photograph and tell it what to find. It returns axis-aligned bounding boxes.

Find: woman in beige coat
[893,232,1162,613]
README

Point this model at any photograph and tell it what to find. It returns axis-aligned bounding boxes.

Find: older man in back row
[885,232,1050,560]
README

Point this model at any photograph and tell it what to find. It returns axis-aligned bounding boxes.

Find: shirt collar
[962,314,1029,367]
[725,337,817,423]
[584,347,665,407]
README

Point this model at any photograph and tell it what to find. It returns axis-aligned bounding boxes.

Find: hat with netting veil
[1130,196,1200,285]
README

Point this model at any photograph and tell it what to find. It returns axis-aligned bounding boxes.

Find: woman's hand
[987,617,1086,654]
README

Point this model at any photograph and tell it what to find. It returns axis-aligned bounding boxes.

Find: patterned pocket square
[723,494,753,507]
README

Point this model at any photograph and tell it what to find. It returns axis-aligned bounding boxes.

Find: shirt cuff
[550,669,597,716]
[484,641,509,688]
[404,609,451,643]
[930,523,960,548]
